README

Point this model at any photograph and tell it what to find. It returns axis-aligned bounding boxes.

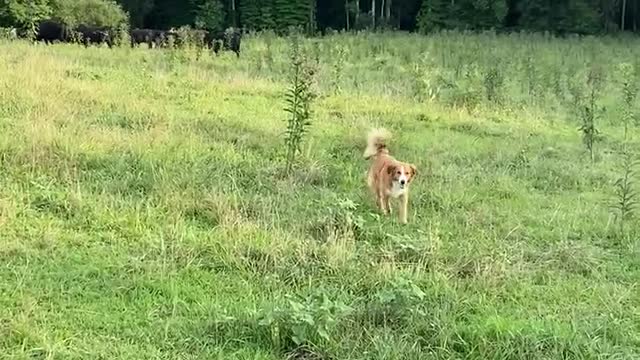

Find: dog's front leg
[399,193,409,224]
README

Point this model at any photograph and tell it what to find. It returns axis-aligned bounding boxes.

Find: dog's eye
[396,171,401,175]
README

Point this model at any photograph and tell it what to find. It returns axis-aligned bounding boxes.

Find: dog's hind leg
[379,192,390,215]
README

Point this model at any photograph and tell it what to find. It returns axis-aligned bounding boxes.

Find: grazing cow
[211,28,242,57]
[130,29,165,48]
[36,20,72,44]
[76,24,114,47]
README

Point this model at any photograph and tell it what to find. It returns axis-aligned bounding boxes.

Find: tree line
[120,0,640,34]
[1,0,639,35]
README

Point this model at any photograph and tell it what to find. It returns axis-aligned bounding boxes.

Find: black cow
[36,20,72,44]
[76,24,114,47]
[131,29,179,48]
[211,28,242,58]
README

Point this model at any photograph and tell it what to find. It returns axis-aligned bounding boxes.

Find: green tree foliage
[142,0,195,29]
[0,0,51,28]
[517,0,603,34]
[2,0,639,35]
[117,0,154,28]
[194,0,225,31]
[240,0,312,32]
[273,0,310,31]
[0,0,126,29]
[239,0,274,30]
[417,0,507,33]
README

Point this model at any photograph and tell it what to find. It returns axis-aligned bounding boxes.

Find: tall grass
[0,31,639,359]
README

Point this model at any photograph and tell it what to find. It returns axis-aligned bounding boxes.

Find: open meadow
[0,32,639,359]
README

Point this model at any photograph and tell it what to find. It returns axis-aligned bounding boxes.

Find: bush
[50,0,127,28]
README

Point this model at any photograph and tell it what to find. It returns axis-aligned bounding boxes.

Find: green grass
[0,32,639,359]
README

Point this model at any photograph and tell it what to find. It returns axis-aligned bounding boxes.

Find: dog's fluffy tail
[364,128,391,159]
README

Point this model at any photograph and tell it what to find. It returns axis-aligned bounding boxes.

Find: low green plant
[258,292,352,351]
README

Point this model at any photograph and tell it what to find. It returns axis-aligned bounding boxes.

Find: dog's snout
[400,179,406,185]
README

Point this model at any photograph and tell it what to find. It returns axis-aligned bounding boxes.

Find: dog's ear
[386,164,397,175]
[409,164,417,177]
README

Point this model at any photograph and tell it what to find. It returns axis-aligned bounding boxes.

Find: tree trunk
[309,0,316,34]
[346,0,350,30]
[371,0,376,28]
[380,0,385,26]
[355,0,360,26]
[231,0,236,27]
[634,0,637,32]
[385,0,391,22]
[622,0,627,31]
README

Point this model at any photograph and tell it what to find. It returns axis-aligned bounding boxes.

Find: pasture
[0,32,639,359]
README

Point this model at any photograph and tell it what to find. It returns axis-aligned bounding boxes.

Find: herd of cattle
[32,19,242,57]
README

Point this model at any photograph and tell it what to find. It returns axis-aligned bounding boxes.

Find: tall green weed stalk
[619,63,637,140]
[483,63,504,104]
[611,152,639,235]
[331,45,346,94]
[578,66,604,163]
[284,33,316,173]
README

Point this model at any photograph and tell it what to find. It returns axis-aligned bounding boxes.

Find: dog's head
[387,163,417,189]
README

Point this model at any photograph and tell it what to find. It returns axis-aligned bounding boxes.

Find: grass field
[1,32,639,359]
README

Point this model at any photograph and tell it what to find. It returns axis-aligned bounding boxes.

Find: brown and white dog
[364,128,417,224]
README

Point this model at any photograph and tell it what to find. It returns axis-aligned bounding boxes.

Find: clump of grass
[283,32,316,173]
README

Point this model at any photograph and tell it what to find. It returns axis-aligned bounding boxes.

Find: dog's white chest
[388,183,407,198]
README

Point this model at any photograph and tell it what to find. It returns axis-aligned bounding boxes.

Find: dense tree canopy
[1,0,639,34]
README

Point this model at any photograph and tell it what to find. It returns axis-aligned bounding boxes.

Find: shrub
[50,0,127,28]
